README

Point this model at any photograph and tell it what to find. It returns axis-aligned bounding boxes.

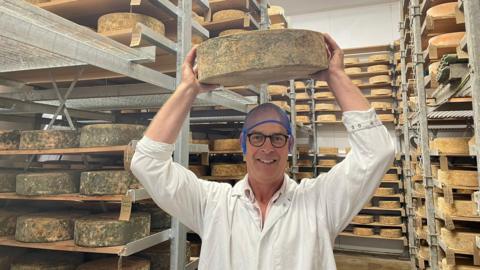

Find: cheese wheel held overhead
[197,29,329,86]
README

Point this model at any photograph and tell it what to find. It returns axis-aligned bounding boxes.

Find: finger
[200,83,221,93]
[184,45,198,68]
[322,33,341,52]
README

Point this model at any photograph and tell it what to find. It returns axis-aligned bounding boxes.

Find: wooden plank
[338,232,408,246]
[344,60,391,68]
[0,145,127,156]
[201,14,258,36]
[347,70,391,79]
[0,192,124,202]
[343,45,392,55]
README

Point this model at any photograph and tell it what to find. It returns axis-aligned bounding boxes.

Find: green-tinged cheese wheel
[10,250,83,270]
[15,211,88,243]
[136,203,171,230]
[80,170,137,195]
[77,256,150,270]
[0,130,20,150]
[79,124,145,147]
[74,212,150,247]
[0,207,33,237]
[0,170,22,192]
[16,172,80,195]
[19,130,79,150]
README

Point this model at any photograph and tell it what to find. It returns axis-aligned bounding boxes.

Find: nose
[260,137,275,152]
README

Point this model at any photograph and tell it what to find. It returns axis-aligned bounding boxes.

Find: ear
[240,131,247,155]
[288,135,294,153]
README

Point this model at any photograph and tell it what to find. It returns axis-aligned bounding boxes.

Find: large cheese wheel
[80,124,145,147]
[315,103,336,111]
[296,172,314,179]
[0,170,21,192]
[138,241,191,269]
[271,101,290,111]
[268,85,288,95]
[368,54,390,62]
[438,169,477,187]
[213,138,241,151]
[378,114,395,122]
[218,29,247,37]
[318,147,338,155]
[440,228,479,253]
[0,247,25,270]
[352,215,374,224]
[371,89,392,96]
[136,203,171,230]
[296,92,310,100]
[344,57,360,65]
[380,228,402,238]
[0,208,32,237]
[430,137,469,154]
[295,81,305,88]
[0,130,20,150]
[80,170,138,195]
[426,3,462,29]
[318,159,336,167]
[19,130,79,150]
[74,212,150,247]
[189,165,207,177]
[192,12,204,24]
[211,163,246,177]
[383,174,399,181]
[212,9,245,21]
[10,250,83,270]
[296,104,310,111]
[297,159,313,167]
[197,30,329,86]
[16,172,80,195]
[315,80,328,87]
[268,5,284,16]
[428,32,465,60]
[379,201,401,208]
[296,115,310,123]
[353,227,374,236]
[352,79,363,86]
[77,257,150,270]
[316,114,336,122]
[371,102,393,110]
[369,75,391,84]
[437,197,476,217]
[314,92,334,99]
[345,67,362,74]
[375,187,395,196]
[379,216,402,225]
[367,65,389,73]
[98,13,165,35]
[15,211,87,243]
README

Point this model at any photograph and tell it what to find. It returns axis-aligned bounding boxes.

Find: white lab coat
[131,109,395,270]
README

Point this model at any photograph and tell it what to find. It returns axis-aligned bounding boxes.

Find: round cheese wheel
[352,79,363,86]
[317,159,337,166]
[80,170,137,195]
[427,2,457,20]
[0,130,20,150]
[371,102,393,110]
[367,65,389,73]
[379,216,402,225]
[296,104,310,111]
[315,103,336,111]
[428,32,465,59]
[212,9,245,21]
[379,201,401,208]
[315,81,328,87]
[345,67,362,74]
[369,75,391,84]
[352,215,374,224]
[378,114,395,122]
[80,124,145,147]
[16,172,80,195]
[19,130,79,150]
[268,5,284,16]
[318,147,338,155]
[98,13,165,35]
[189,165,207,177]
[296,172,314,179]
[375,187,395,196]
[314,92,334,99]
[11,250,83,270]
[211,163,246,177]
[353,227,374,236]
[380,228,402,238]
[268,85,288,95]
[296,92,309,99]
[218,29,247,37]
[213,139,241,151]
[383,174,399,181]
[297,159,313,167]
[296,115,310,123]
[295,81,305,88]
[345,57,360,65]
[317,114,336,122]
[368,54,390,62]
[197,30,329,86]
[371,89,392,96]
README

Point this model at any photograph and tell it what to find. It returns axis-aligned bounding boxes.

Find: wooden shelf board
[349,222,406,230]
[201,14,258,36]
[347,70,391,79]
[0,145,127,156]
[345,60,391,68]
[338,232,407,245]
[0,192,124,202]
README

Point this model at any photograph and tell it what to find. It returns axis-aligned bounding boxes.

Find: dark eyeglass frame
[247,132,289,148]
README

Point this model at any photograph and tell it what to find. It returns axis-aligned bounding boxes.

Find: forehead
[249,122,287,134]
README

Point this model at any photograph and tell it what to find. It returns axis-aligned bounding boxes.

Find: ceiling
[270,0,398,15]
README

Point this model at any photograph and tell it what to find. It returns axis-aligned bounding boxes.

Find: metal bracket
[412,53,425,65]
[410,5,421,17]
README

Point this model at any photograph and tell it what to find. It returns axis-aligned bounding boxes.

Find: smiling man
[131,34,395,270]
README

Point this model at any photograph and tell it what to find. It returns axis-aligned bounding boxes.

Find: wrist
[177,82,200,96]
[326,68,347,83]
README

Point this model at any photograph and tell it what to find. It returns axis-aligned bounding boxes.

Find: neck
[248,176,284,204]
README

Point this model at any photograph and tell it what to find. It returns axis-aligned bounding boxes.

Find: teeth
[259,159,275,164]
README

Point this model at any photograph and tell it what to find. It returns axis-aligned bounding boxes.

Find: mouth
[256,158,277,165]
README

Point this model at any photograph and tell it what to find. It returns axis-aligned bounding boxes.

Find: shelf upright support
[307,80,318,177]
[463,0,480,215]
[289,80,298,181]
[399,18,418,270]
[171,0,192,269]
[258,0,269,104]
[409,1,439,269]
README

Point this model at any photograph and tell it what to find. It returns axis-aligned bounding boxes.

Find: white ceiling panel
[270,0,399,15]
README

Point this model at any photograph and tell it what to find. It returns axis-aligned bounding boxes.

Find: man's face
[244,122,289,184]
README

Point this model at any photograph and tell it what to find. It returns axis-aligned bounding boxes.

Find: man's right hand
[179,46,219,95]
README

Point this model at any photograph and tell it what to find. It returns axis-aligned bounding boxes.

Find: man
[131,34,395,269]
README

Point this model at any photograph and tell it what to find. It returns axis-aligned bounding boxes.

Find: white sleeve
[304,109,395,238]
[130,136,228,236]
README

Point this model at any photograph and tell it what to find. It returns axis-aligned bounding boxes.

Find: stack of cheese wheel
[371,101,393,111]
[345,67,362,74]
[219,29,248,37]
[315,103,336,111]
[315,81,328,88]
[344,57,360,65]
[371,88,392,96]
[0,130,20,150]
[426,3,464,33]
[213,138,241,151]
[317,114,336,122]
[296,92,309,100]
[211,163,246,177]
[352,215,374,224]
[369,75,391,84]
[318,147,338,155]
[379,201,400,208]
[378,114,395,122]
[353,227,374,236]
[296,115,310,124]
[268,85,288,96]
[375,187,395,196]
[317,159,337,167]
[212,9,245,21]
[314,92,334,99]
[380,228,402,238]
[428,32,465,60]
[368,54,389,63]
[295,104,310,111]
[430,137,470,155]
[379,215,402,225]
[97,13,165,36]
[367,64,389,73]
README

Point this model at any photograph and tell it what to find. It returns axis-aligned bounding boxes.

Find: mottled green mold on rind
[79,170,137,195]
[0,207,34,237]
[19,130,79,150]
[79,124,145,147]
[0,170,22,192]
[16,172,80,195]
[0,130,20,150]
[74,212,150,247]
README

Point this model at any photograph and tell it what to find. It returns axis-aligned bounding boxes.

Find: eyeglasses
[247,132,289,148]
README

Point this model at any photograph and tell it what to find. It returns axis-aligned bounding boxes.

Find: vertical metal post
[258,0,269,104]
[308,80,318,177]
[399,18,418,269]
[410,1,439,269]
[463,0,480,214]
[171,0,192,268]
[289,80,298,181]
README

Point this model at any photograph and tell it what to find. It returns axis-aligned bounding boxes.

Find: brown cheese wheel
[218,29,248,37]
[380,228,402,238]
[296,115,310,123]
[318,147,338,155]
[297,159,313,167]
[371,89,392,96]
[437,169,477,187]
[345,67,362,74]
[379,216,402,225]
[295,105,310,111]
[296,92,310,100]
[352,215,374,224]
[367,65,389,73]
[378,114,395,122]
[352,79,363,86]
[375,187,395,196]
[98,13,165,35]
[213,139,241,151]
[211,163,246,177]
[431,137,470,155]
[315,81,328,88]
[383,174,399,181]
[316,114,336,122]
[189,165,207,177]
[317,159,336,167]
[371,102,393,110]
[344,57,360,65]
[428,32,465,60]
[314,92,334,99]
[315,103,336,111]
[296,172,314,179]
[368,54,390,62]
[353,227,374,236]
[268,85,288,95]
[379,201,401,208]
[212,9,245,21]
[369,75,391,84]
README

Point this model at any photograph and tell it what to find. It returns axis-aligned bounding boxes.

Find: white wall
[288,1,401,49]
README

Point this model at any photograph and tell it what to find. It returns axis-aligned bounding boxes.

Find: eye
[272,134,287,144]
[250,133,265,143]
